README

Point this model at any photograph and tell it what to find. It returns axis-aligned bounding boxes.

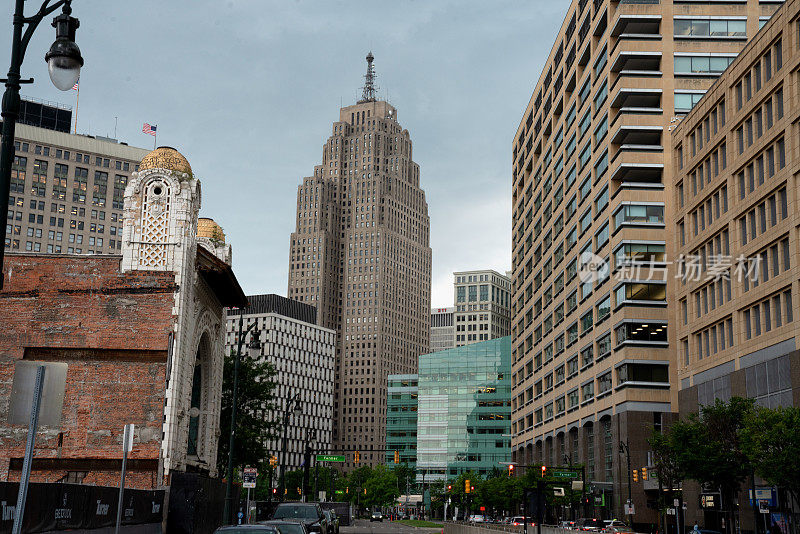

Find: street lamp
[223,314,260,524]
[1,0,83,287]
[619,440,633,527]
[278,392,302,501]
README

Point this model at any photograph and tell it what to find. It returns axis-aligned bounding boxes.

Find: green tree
[217,348,280,481]
[741,405,800,526]
[394,463,417,495]
[671,398,755,531]
[363,465,401,508]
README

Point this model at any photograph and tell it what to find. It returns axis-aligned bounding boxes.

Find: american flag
[72,82,78,91]
[142,123,157,136]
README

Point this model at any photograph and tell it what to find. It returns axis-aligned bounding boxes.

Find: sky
[0,0,565,307]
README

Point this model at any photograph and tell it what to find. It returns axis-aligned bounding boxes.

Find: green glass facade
[386,374,418,467]
[416,336,511,481]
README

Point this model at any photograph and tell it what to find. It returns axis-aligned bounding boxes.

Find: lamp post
[619,440,633,527]
[1,0,83,287]
[223,314,259,524]
[278,392,302,501]
[302,428,317,501]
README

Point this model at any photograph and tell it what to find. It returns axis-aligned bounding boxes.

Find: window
[597,296,611,321]
[616,282,666,303]
[674,18,746,38]
[615,322,667,344]
[675,92,706,112]
[614,204,664,227]
[581,310,593,333]
[615,242,666,265]
[674,55,735,74]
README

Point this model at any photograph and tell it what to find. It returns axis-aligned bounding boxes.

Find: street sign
[551,470,579,479]
[624,504,636,515]
[335,490,344,495]
[243,467,257,489]
[554,487,565,497]
[316,455,346,463]
[759,500,770,514]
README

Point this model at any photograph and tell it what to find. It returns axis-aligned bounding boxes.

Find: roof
[195,246,247,308]
[227,294,317,324]
[139,146,193,176]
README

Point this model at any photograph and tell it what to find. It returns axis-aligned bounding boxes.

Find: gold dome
[197,218,225,243]
[138,146,193,176]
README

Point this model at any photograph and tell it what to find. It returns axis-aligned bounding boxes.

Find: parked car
[259,521,309,534]
[370,511,383,522]
[214,526,280,534]
[603,527,634,534]
[469,515,486,523]
[271,503,328,534]
[511,517,527,526]
[560,521,577,529]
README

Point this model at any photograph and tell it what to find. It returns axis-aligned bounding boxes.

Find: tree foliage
[217,348,281,479]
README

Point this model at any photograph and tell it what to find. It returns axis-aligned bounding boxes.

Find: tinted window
[273,506,319,520]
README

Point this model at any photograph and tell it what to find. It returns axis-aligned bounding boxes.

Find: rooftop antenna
[358,52,378,103]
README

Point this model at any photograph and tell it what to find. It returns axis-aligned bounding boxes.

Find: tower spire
[359,52,377,103]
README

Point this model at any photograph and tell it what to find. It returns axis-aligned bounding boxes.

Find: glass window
[616,282,667,303]
[614,204,664,227]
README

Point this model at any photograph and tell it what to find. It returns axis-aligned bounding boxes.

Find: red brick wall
[0,254,178,489]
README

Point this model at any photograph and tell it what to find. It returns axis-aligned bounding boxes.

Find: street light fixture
[1,0,84,287]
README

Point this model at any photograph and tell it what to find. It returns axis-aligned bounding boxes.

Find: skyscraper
[288,53,432,468]
[453,269,512,346]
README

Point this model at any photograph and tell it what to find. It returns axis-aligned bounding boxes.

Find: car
[322,510,338,534]
[561,521,577,529]
[603,527,634,534]
[259,522,309,534]
[271,503,329,534]
[469,515,486,523]
[370,511,383,522]
[214,526,280,534]
[511,517,527,526]
[576,518,601,531]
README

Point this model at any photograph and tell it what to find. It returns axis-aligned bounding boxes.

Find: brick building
[0,146,246,489]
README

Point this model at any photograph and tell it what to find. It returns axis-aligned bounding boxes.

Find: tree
[741,405,800,533]
[363,465,400,508]
[394,463,417,496]
[217,348,280,479]
[670,397,755,533]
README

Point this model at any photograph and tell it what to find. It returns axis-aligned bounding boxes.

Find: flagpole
[154,132,157,150]
[73,83,80,134]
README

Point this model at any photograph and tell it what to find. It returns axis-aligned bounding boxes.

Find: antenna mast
[358,52,378,103]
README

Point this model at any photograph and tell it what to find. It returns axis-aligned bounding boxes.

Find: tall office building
[431,307,456,352]
[454,269,512,346]
[226,295,336,474]
[287,54,432,468]
[385,374,419,468]
[4,120,149,254]
[670,2,797,528]
[509,0,780,523]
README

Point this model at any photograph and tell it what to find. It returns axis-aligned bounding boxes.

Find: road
[342,519,442,534]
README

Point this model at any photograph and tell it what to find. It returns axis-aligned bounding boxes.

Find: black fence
[167,471,235,534]
[0,482,163,534]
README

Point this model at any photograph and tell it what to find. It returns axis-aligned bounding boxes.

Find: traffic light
[354,451,360,464]
[364,488,367,495]
[541,465,547,477]
[465,479,471,493]
[270,456,277,468]
[297,487,302,495]
[508,464,515,476]
[633,469,639,483]
[447,485,452,492]
[394,450,400,464]
[346,487,349,494]
[641,467,648,481]
[272,488,277,494]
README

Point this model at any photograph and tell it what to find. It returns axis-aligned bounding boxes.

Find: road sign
[551,470,579,479]
[625,504,636,515]
[243,467,257,489]
[335,490,344,495]
[316,454,346,462]
[759,500,770,514]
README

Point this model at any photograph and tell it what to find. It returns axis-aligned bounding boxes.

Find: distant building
[385,374,418,468]
[453,270,512,346]
[18,97,72,133]
[4,121,149,255]
[415,336,511,482]
[431,307,455,352]
[226,295,336,474]
[0,146,246,488]
[286,53,431,468]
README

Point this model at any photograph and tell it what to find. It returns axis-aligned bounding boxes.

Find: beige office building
[510,0,780,523]
[287,54,432,469]
[5,123,149,254]
[454,269,512,346]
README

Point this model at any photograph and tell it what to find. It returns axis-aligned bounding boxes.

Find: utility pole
[619,440,634,527]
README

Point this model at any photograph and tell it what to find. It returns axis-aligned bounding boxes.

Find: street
[342,519,443,534]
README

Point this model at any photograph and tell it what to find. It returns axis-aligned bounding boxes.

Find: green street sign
[316,454,346,463]
[336,490,344,495]
[552,470,579,479]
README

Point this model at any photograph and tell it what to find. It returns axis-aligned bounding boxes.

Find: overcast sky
[1,1,564,307]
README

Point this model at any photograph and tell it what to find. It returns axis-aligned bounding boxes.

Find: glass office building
[386,374,419,467]
[416,336,512,482]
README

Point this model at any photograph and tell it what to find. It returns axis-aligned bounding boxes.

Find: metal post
[11,365,45,534]
[115,424,132,534]
[246,488,251,524]
[224,314,257,524]
[279,392,300,501]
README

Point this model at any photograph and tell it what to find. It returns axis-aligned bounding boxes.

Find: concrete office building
[287,54,432,468]
[509,0,781,523]
[454,270,512,347]
[671,2,799,528]
[431,307,456,352]
[4,118,149,255]
[416,336,512,482]
[226,294,336,473]
[385,374,419,468]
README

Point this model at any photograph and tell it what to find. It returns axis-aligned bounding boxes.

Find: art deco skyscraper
[288,53,431,468]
